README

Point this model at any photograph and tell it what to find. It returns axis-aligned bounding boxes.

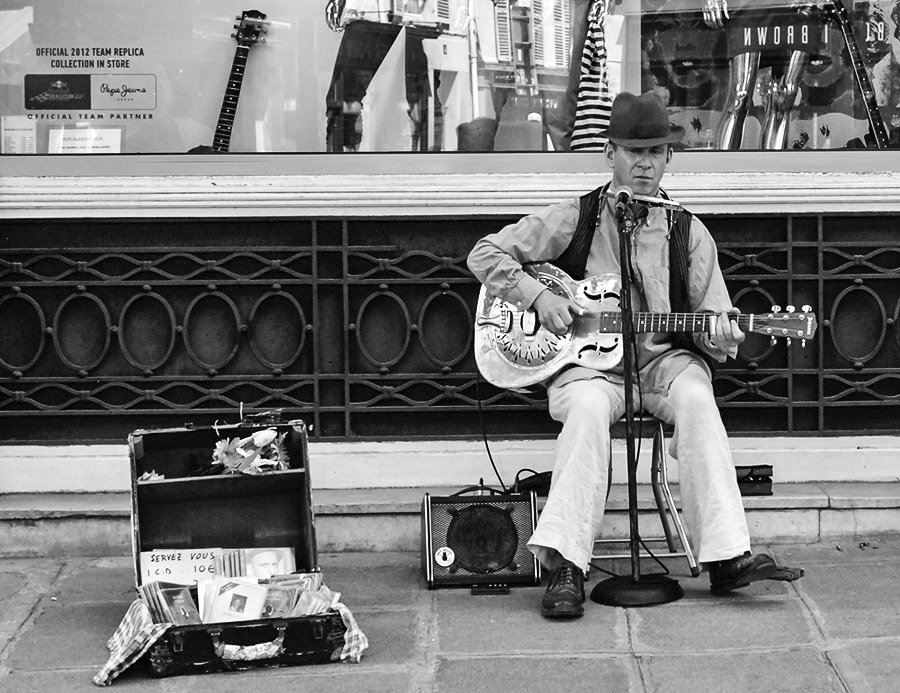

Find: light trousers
[528,363,751,572]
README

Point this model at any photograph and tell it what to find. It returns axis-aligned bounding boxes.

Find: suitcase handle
[209,623,287,662]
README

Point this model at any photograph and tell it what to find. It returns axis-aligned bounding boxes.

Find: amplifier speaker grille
[421,491,540,588]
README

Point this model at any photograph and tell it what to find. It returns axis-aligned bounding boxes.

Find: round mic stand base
[589,573,683,607]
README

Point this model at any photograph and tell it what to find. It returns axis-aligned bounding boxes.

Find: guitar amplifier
[421,487,541,589]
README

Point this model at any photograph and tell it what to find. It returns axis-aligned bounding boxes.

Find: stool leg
[654,422,701,577]
[651,423,678,552]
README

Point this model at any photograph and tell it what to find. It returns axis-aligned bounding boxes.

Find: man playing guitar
[468,90,803,618]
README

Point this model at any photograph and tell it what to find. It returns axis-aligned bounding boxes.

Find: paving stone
[1,665,182,692]
[0,560,65,656]
[54,557,136,603]
[642,649,845,693]
[346,609,419,666]
[767,538,900,566]
[798,562,900,639]
[0,518,130,557]
[0,571,29,645]
[842,639,900,693]
[435,655,634,693]
[740,483,828,509]
[164,666,413,693]
[676,574,795,600]
[4,602,132,670]
[5,545,900,692]
[0,573,27,603]
[819,482,900,509]
[318,552,424,608]
[0,558,63,596]
[0,668,157,693]
[747,509,821,543]
[629,597,814,652]
[436,585,627,655]
[315,514,419,553]
[821,509,900,539]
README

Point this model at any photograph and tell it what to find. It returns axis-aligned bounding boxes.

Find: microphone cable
[474,371,509,492]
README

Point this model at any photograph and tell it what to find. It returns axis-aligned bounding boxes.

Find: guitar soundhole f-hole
[520,310,539,336]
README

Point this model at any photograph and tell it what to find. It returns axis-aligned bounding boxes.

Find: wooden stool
[592,415,701,577]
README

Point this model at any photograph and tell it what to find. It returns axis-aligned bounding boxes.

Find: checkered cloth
[93,596,369,686]
[92,598,171,686]
[333,601,369,663]
[570,0,613,150]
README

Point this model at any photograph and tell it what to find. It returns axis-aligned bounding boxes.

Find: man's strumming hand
[532,289,582,336]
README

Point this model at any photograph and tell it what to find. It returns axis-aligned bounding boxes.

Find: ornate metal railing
[1,214,898,442]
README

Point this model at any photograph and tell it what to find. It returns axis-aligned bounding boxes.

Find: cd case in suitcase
[129,415,347,676]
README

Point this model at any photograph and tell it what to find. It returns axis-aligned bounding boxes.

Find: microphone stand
[589,199,684,607]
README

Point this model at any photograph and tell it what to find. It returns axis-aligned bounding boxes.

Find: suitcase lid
[129,417,317,587]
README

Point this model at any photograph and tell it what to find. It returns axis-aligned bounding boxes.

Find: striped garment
[570,0,613,150]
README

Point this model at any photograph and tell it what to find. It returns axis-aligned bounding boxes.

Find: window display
[0,0,897,154]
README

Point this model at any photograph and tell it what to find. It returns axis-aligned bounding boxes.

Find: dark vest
[550,184,714,370]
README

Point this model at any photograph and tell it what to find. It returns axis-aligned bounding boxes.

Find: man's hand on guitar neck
[532,289,584,336]
[704,308,746,351]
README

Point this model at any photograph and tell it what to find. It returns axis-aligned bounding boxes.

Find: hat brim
[607,126,685,148]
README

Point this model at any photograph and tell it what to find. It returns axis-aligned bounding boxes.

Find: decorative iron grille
[1,214,898,443]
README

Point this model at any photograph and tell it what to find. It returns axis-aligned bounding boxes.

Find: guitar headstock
[232,9,268,47]
[823,0,847,22]
[748,305,818,346]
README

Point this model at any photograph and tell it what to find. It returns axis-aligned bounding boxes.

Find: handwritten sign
[139,548,224,585]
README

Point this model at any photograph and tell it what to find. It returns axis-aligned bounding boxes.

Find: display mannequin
[706,0,825,149]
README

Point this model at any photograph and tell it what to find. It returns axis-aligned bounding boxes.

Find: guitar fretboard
[599,313,753,334]
[212,45,250,153]
[830,1,889,148]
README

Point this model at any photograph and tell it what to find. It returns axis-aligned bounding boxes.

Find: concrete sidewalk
[2,541,899,693]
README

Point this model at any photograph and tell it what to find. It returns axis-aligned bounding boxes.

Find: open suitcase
[129,414,347,677]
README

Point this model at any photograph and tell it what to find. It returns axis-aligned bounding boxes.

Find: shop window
[0,0,897,154]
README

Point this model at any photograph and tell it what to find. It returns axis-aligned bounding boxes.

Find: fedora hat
[607,91,684,147]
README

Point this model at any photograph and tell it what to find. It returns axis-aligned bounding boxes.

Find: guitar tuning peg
[786,337,792,346]
[772,305,782,313]
[786,305,795,313]
[770,336,777,346]
[801,304,811,313]
[801,339,807,348]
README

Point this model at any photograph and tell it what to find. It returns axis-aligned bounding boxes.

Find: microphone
[605,188,684,210]
[612,186,634,216]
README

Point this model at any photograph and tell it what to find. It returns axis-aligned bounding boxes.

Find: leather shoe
[541,560,585,618]
[709,551,777,594]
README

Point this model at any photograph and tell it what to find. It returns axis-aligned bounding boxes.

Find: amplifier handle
[450,485,505,497]
[209,623,287,662]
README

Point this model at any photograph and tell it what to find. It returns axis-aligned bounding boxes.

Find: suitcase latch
[170,630,185,653]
